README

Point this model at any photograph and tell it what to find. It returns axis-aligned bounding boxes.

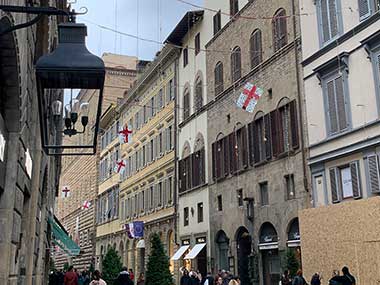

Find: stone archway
[215,230,229,271]
[235,227,252,285]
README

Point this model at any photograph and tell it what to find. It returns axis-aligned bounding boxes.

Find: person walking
[330,267,356,285]
[89,270,107,285]
[115,267,133,285]
[281,270,292,285]
[203,272,214,285]
[190,271,200,285]
[292,269,307,285]
[64,266,79,285]
[310,273,321,285]
[136,273,145,285]
[128,269,135,282]
[181,269,192,285]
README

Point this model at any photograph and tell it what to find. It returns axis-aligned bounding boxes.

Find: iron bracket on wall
[0,5,87,36]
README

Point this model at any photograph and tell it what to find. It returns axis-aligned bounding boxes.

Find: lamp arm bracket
[0,13,43,36]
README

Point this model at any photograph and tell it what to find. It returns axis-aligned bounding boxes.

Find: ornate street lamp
[36,22,105,155]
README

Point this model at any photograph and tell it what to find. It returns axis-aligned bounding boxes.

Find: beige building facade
[300,0,380,283]
[95,45,178,279]
[55,54,138,270]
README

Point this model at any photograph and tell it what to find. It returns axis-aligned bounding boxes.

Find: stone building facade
[204,1,309,285]
[0,0,66,284]
[55,54,139,270]
[299,0,380,283]
[95,45,178,280]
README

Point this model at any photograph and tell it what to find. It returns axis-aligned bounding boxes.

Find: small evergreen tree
[145,233,173,285]
[102,247,123,285]
[285,249,300,277]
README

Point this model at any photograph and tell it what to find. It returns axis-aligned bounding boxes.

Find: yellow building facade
[95,46,179,279]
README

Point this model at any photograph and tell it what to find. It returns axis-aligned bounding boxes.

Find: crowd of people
[280,266,356,285]
[180,268,241,285]
[49,266,145,285]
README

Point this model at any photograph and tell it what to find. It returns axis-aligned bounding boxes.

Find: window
[250,29,262,68]
[317,0,340,44]
[141,191,145,213]
[230,0,239,16]
[150,186,154,209]
[366,154,380,193]
[166,79,174,102]
[150,97,154,117]
[272,8,287,51]
[194,77,203,111]
[237,189,243,207]
[197,202,203,223]
[167,125,173,150]
[213,11,221,35]
[330,161,361,203]
[195,33,200,55]
[184,207,189,226]
[285,174,295,200]
[183,90,190,120]
[231,47,241,82]
[150,139,154,162]
[260,182,269,206]
[158,89,164,109]
[168,177,173,204]
[235,127,248,171]
[142,145,146,166]
[248,114,270,164]
[183,47,188,67]
[158,182,163,207]
[159,132,163,154]
[192,149,206,188]
[217,195,223,211]
[214,62,224,95]
[323,71,349,135]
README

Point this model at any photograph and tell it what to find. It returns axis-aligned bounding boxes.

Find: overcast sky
[73,0,203,61]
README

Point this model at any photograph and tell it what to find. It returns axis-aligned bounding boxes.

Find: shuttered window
[183,91,190,120]
[194,78,203,111]
[195,33,200,55]
[366,155,380,193]
[214,62,224,95]
[358,0,371,20]
[324,73,349,135]
[250,29,262,68]
[231,47,242,82]
[318,0,340,44]
[230,0,239,16]
[183,47,188,67]
[213,11,221,35]
[272,8,287,52]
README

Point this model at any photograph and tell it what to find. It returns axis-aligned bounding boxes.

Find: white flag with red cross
[82,200,91,210]
[62,186,71,198]
[114,159,127,175]
[118,125,133,144]
[236,82,264,113]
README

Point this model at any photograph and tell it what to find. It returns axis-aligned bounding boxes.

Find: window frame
[213,11,221,35]
[183,89,190,120]
[214,61,224,96]
[369,44,380,115]
[250,29,263,69]
[217,195,223,211]
[184,207,189,226]
[316,0,343,46]
[231,46,242,83]
[260,182,269,206]
[183,47,189,67]
[197,202,204,223]
[195,33,200,55]
[272,8,288,52]
[230,0,239,17]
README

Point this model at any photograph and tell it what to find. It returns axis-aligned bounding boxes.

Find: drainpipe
[291,0,309,194]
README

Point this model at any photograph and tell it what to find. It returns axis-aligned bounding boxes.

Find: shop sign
[182,239,190,245]
[196,237,206,244]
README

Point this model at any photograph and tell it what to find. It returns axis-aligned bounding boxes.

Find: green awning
[49,216,80,256]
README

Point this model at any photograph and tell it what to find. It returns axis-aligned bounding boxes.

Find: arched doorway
[0,16,21,199]
[259,223,280,285]
[235,227,251,285]
[287,218,301,270]
[215,230,229,271]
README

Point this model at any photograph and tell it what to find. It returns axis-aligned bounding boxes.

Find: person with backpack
[292,270,307,285]
[310,273,321,285]
[115,267,133,285]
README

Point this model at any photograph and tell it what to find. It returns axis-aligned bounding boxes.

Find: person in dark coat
[330,267,356,285]
[310,273,321,285]
[115,267,133,285]
[181,269,192,285]
[190,271,200,285]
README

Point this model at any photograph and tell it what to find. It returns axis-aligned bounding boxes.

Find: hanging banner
[114,159,127,175]
[125,221,144,239]
[236,82,264,113]
[118,125,133,144]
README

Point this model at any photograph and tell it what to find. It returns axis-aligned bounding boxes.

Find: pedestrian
[89,270,107,285]
[181,269,192,285]
[292,269,307,285]
[310,273,321,285]
[216,276,223,285]
[115,267,133,285]
[190,271,200,285]
[203,272,214,285]
[330,266,356,285]
[228,280,239,285]
[129,269,134,282]
[64,266,79,285]
[58,269,65,285]
[281,270,292,285]
[136,272,145,285]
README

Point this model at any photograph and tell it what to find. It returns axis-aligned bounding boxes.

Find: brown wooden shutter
[327,80,338,134]
[248,122,255,165]
[229,133,237,174]
[191,153,196,188]
[350,161,361,198]
[290,100,300,149]
[330,168,340,203]
[367,155,380,193]
[223,137,229,176]
[242,127,248,168]
[178,160,185,193]
[200,149,205,184]
[253,121,260,164]
[186,156,192,190]
[277,109,284,154]
[212,143,216,180]
[270,111,279,157]
[279,14,287,47]
[264,114,272,160]
[335,76,348,131]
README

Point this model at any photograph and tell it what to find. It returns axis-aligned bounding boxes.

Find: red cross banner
[236,82,264,113]
[62,186,70,198]
[114,159,127,175]
[82,200,91,210]
[118,125,133,144]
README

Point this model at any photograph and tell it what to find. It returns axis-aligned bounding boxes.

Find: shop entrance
[236,227,252,285]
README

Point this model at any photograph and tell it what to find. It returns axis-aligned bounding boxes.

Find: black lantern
[244,197,254,221]
[36,23,105,155]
